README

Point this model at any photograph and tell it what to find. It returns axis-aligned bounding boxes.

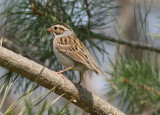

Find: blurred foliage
[108,56,160,113]
[106,1,160,114]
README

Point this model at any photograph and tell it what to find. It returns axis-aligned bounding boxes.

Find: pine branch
[123,78,160,96]
[101,35,160,53]
[31,5,45,16]
[0,46,125,115]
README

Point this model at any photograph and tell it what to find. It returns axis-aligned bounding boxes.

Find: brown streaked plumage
[47,23,118,92]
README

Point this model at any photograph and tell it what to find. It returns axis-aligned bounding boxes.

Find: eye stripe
[56,23,72,31]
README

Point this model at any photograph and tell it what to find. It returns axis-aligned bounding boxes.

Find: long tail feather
[97,69,119,93]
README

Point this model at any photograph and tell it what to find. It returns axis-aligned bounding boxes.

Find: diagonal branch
[0,46,125,115]
[100,35,160,53]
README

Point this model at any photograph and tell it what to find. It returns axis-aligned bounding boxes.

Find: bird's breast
[53,41,74,68]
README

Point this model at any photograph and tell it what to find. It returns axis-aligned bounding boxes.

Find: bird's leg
[57,67,73,74]
[57,67,73,79]
[78,72,85,85]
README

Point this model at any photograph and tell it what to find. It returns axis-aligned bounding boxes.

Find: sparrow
[47,23,118,92]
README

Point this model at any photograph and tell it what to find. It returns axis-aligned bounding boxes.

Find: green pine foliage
[108,56,160,113]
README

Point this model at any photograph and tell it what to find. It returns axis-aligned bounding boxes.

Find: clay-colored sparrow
[47,23,118,92]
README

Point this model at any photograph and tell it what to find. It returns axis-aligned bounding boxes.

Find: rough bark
[0,46,125,115]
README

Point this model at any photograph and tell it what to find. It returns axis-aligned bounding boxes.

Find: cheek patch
[55,28,65,35]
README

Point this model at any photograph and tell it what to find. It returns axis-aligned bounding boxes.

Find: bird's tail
[97,69,119,93]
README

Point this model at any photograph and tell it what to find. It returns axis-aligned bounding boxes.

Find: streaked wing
[54,35,93,69]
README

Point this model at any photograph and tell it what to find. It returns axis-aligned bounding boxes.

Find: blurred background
[0,0,160,114]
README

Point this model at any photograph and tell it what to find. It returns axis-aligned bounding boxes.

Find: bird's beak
[47,28,53,32]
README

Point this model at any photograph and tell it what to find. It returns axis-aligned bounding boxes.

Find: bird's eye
[54,26,57,30]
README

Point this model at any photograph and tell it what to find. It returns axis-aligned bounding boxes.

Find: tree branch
[101,35,160,53]
[0,46,125,115]
[123,78,160,96]
[31,5,45,16]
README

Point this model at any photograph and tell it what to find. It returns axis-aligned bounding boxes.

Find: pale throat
[54,30,75,38]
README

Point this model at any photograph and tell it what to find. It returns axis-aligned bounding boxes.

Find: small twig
[29,0,35,3]
[29,0,45,16]
[137,84,160,96]
[84,0,91,29]
[31,5,45,16]
[123,78,160,96]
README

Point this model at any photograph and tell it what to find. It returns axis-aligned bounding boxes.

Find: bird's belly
[53,46,74,68]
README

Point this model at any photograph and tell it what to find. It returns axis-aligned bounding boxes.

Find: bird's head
[47,23,75,38]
